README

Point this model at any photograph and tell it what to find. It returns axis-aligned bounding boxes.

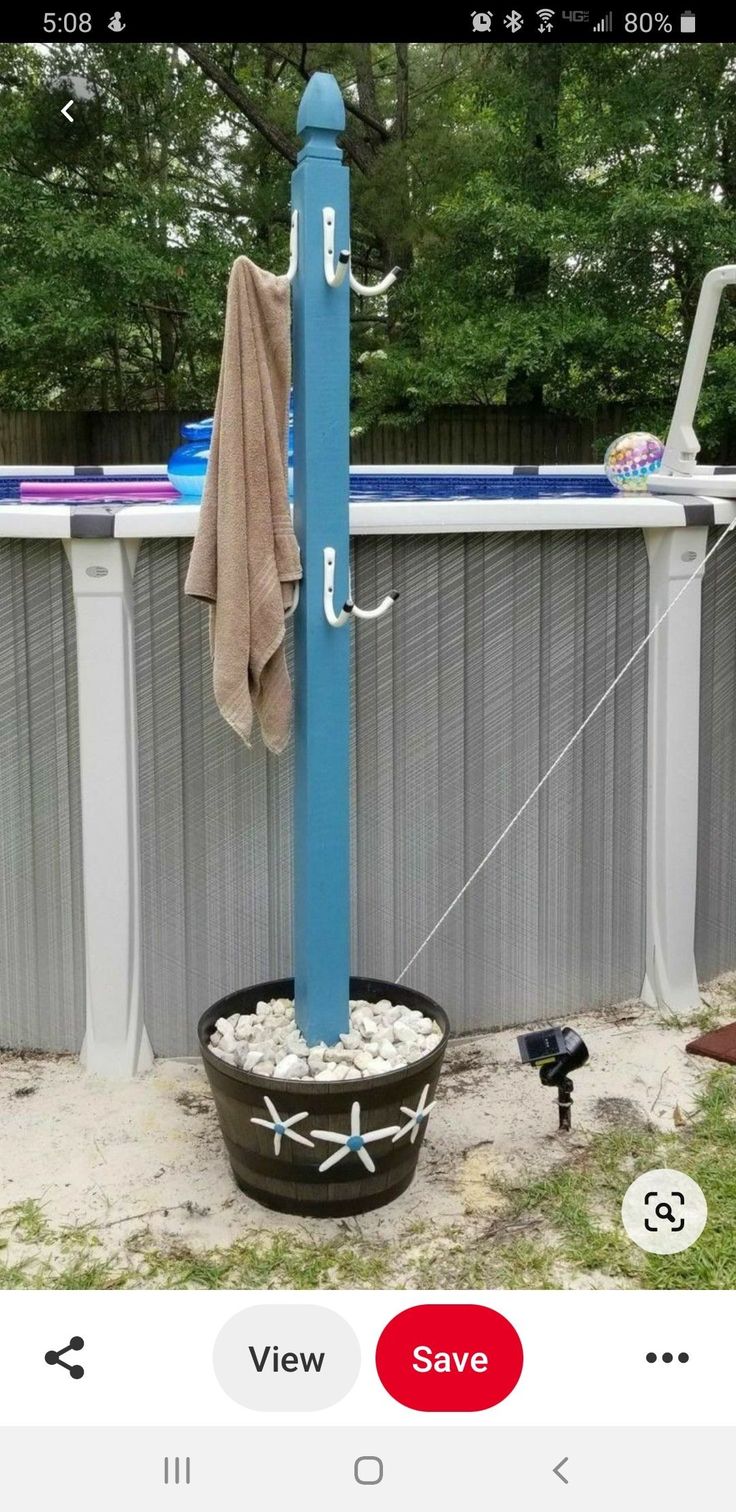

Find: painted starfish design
[392,1083,436,1144]
[311,1101,400,1175]
[250,1095,314,1157]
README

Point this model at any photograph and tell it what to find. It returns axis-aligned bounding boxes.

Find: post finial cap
[297,72,346,137]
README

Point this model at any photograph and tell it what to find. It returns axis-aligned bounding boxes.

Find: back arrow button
[61,101,74,123]
[553,1457,569,1485]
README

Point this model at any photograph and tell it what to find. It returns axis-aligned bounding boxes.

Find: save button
[375,1304,523,1411]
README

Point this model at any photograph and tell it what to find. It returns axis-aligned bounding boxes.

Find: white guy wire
[397,506,736,983]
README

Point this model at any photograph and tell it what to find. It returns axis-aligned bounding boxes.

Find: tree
[0,43,244,408]
[1,40,736,459]
[354,43,736,452]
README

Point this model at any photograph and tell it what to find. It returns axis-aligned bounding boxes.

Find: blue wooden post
[291,74,351,1045]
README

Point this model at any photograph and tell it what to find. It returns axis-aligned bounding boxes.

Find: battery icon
[680,9,696,29]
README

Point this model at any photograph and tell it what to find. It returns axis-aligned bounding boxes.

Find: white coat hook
[351,589,399,621]
[323,207,401,296]
[323,546,398,628]
[323,547,353,626]
[349,265,401,298]
[283,208,298,618]
[286,210,299,283]
[284,580,300,619]
[323,207,350,288]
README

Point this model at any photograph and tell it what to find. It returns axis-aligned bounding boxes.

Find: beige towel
[185,256,302,754]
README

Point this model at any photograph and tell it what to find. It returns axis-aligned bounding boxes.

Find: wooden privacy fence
[0,404,638,467]
[350,404,635,465]
[0,410,196,466]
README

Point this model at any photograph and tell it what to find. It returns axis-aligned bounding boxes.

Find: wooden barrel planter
[198,976,449,1217]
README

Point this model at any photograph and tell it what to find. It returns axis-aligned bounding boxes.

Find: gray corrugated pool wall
[696,525,736,980]
[135,531,649,1055]
[0,541,85,1051]
[0,531,650,1055]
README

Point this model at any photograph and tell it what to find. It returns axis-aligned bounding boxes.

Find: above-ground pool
[2,456,736,1069]
[1,463,728,539]
[0,463,615,506]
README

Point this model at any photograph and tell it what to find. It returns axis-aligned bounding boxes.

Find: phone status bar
[0,8,725,44]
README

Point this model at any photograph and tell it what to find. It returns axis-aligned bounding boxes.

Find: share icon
[45,1336,85,1380]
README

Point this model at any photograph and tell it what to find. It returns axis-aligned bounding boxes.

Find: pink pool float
[20,480,181,501]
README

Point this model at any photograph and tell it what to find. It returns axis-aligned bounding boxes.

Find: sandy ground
[0,994,710,1267]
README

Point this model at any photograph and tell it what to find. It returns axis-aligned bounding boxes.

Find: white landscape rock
[273,1053,307,1080]
[353,1049,377,1073]
[207,996,442,1083]
[210,1046,238,1066]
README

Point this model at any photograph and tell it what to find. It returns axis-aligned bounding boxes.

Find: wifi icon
[537,6,555,28]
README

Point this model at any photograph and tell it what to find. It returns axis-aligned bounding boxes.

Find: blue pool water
[349,473,615,501]
[0,471,616,504]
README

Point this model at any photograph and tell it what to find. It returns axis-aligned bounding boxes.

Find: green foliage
[353,43,736,451]
[1,41,736,450]
[0,43,261,408]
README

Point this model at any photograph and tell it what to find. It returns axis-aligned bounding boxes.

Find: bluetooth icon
[504,9,524,29]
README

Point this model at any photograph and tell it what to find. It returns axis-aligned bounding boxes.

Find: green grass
[2,1199,53,1245]
[656,1003,728,1035]
[378,1067,736,1290]
[489,1067,736,1289]
[0,1219,391,1291]
[2,1068,735,1291]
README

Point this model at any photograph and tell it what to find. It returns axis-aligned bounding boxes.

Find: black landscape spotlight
[517,1027,589,1133]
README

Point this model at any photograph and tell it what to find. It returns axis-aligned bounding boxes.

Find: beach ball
[604,431,664,493]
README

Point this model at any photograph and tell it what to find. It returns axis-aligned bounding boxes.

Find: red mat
[686,1021,736,1065]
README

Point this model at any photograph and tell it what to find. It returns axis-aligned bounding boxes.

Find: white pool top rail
[1,465,735,537]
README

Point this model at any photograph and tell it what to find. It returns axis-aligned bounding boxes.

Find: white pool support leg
[64,536,153,1076]
[641,525,708,1015]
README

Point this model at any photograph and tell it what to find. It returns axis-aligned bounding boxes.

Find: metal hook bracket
[284,580,300,619]
[323,207,400,295]
[323,546,398,628]
[323,547,352,626]
[323,207,350,288]
[286,209,299,283]
[349,266,401,297]
[351,588,400,620]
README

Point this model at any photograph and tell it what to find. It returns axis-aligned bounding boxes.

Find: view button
[213,1304,360,1411]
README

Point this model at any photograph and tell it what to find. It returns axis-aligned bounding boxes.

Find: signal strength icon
[593,9,613,26]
